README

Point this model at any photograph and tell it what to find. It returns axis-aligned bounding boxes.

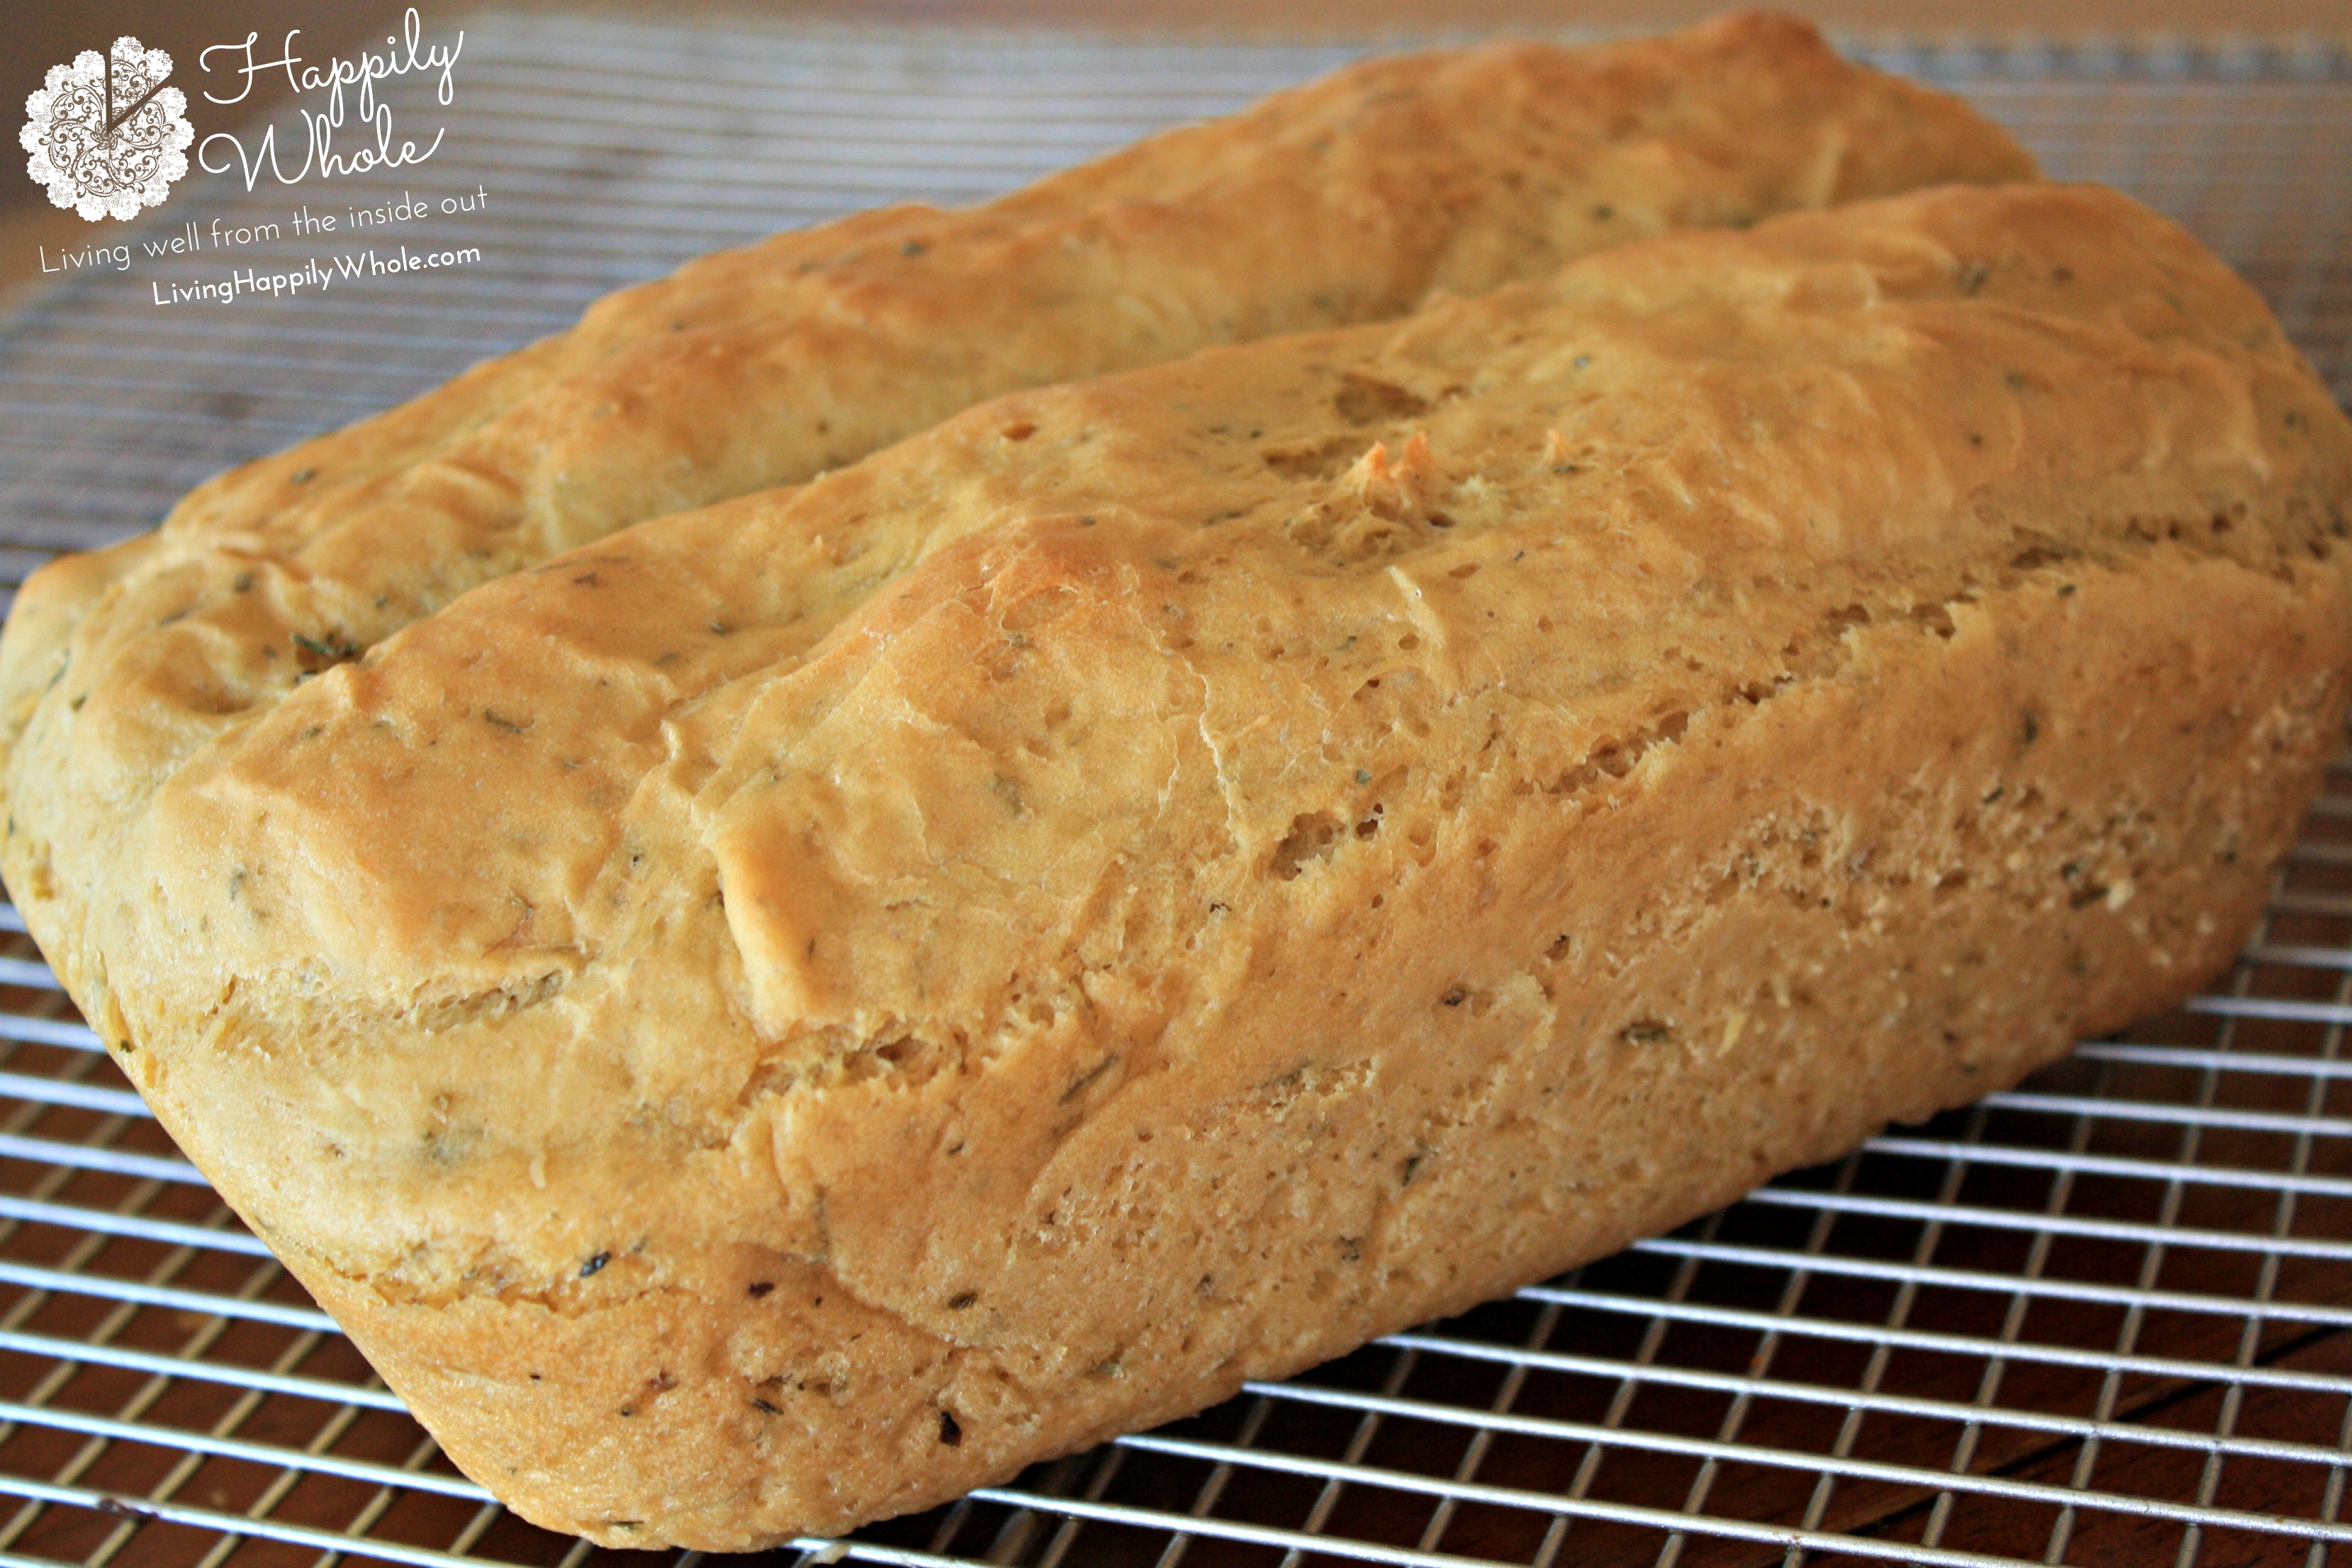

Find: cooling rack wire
[1,13,2351,1567]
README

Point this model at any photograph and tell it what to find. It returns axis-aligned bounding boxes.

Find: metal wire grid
[1,12,2351,1567]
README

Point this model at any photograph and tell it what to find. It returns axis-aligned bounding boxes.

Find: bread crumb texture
[0,55,2340,1562]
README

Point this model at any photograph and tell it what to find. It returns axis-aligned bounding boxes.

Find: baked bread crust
[7,181,2347,1547]
[0,13,2034,794]
[162,12,2032,566]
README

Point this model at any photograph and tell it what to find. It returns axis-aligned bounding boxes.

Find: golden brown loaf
[4,174,2347,1548]
[0,28,2043,1541]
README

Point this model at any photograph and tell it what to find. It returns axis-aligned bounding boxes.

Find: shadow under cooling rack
[1,13,2352,1568]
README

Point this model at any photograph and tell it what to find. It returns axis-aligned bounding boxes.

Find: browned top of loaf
[26,184,2348,1302]
[168,11,2028,569]
[0,13,2031,779]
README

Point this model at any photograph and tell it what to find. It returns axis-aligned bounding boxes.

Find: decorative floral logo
[21,37,194,221]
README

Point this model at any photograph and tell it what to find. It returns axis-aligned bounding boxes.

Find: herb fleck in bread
[8,180,2347,1547]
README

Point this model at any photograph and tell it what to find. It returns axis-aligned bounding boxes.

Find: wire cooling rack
[2,12,2352,1567]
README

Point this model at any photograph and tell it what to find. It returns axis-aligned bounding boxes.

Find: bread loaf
[8,177,2345,1548]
